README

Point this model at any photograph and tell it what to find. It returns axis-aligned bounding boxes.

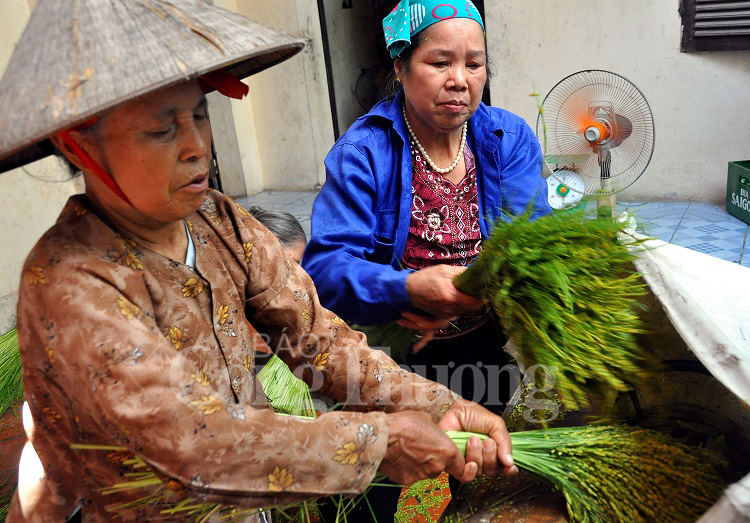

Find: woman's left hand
[437,398,518,481]
[396,311,452,352]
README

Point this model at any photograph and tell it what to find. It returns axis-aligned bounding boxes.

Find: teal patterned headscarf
[383,0,484,59]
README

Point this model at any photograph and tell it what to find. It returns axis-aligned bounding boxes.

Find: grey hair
[248,206,307,247]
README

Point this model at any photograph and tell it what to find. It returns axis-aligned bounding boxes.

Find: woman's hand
[437,398,518,480]
[396,311,448,353]
[405,265,484,319]
[380,410,478,485]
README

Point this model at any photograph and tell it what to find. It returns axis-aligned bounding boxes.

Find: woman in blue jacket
[303,0,551,413]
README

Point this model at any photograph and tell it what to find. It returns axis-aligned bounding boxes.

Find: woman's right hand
[380,410,476,485]
[405,264,484,319]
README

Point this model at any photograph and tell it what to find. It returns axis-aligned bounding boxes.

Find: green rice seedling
[454,212,649,410]
[0,327,23,415]
[257,354,316,418]
[364,212,650,410]
[448,424,725,523]
[77,422,725,523]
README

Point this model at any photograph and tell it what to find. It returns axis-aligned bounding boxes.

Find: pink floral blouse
[402,145,489,338]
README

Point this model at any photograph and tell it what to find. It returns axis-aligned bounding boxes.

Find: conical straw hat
[0,0,304,172]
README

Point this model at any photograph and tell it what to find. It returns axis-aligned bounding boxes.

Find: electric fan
[536,70,655,215]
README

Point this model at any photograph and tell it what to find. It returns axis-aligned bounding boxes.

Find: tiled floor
[626,202,749,265]
[236,190,317,239]
[237,192,750,266]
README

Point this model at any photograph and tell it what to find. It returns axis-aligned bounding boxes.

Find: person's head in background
[249,206,307,263]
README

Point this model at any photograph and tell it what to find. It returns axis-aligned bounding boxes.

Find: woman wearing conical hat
[0,1,516,521]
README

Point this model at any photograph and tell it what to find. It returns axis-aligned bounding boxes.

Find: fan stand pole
[597,193,617,218]
[597,150,616,218]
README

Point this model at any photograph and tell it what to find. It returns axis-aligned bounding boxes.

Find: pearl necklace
[403,105,467,174]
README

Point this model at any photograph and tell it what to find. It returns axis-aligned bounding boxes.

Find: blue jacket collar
[468,102,505,153]
[366,89,505,151]
[366,90,408,144]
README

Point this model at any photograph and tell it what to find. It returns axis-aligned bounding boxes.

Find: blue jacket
[302,90,551,325]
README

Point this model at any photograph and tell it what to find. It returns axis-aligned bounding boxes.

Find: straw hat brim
[0,0,305,173]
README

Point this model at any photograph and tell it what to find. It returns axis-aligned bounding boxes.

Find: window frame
[680,0,750,53]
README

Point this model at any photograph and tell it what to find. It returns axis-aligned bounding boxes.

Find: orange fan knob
[583,120,608,144]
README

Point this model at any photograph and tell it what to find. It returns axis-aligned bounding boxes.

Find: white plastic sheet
[632,236,750,520]
[633,237,750,408]
[697,472,750,523]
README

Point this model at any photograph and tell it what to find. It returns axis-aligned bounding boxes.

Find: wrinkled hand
[405,265,484,319]
[437,398,518,480]
[380,410,479,485]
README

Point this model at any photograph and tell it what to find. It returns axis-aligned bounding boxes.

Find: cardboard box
[726,161,750,225]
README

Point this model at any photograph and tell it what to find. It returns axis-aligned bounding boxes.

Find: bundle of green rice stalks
[78,421,725,523]
[0,327,23,415]
[67,442,281,522]
[257,354,316,418]
[365,211,650,410]
[449,424,726,523]
[71,357,320,521]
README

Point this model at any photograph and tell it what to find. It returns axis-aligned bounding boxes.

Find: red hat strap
[57,121,133,206]
[199,71,249,99]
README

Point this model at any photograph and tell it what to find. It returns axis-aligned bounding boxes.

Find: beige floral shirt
[10,190,456,522]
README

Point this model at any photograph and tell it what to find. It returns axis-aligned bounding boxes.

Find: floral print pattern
[312,351,330,371]
[181,277,204,298]
[334,422,379,466]
[168,326,186,350]
[13,190,457,522]
[190,394,224,415]
[26,266,47,285]
[243,242,254,263]
[117,295,139,319]
[124,251,143,270]
[268,466,294,492]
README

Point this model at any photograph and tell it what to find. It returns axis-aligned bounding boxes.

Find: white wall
[232,0,335,191]
[0,1,83,332]
[323,0,387,134]
[486,1,750,202]
[210,0,264,197]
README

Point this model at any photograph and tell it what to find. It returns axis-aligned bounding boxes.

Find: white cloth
[631,235,750,408]
[628,232,750,519]
[184,220,196,268]
[698,471,750,522]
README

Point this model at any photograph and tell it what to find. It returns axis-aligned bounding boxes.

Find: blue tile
[627,202,689,220]
[694,223,737,235]
[672,221,747,242]
[672,220,747,260]
[683,203,740,222]
[670,236,743,262]
[637,219,681,242]
[638,216,683,228]
[642,226,679,243]
[670,236,743,250]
